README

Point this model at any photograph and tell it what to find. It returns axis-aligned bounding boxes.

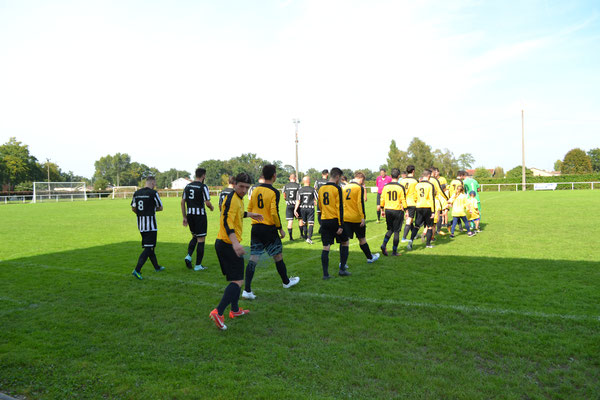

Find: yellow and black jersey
[415,180,436,212]
[400,177,419,207]
[247,183,282,229]
[448,179,463,198]
[217,191,245,244]
[430,176,448,201]
[342,182,365,223]
[318,182,343,225]
[380,182,406,211]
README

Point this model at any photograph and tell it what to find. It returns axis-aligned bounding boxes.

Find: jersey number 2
[345,189,351,200]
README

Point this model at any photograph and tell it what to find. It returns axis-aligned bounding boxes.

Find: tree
[94,153,132,186]
[492,166,505,179]
[407,137,434,174]
[561,148,592,174]
[587,148,600,172]
[0,137,40,190]
[156,168,190,189]
[432,148,459,178]
[473,167,491,180]
[386,140,409,171]
[304,168,321,184]
[553,159,562,172]
[41,161,63,182]
[94,178,109,190]
[197,159,231,186]
[457,153,475,170]
[506,166,533,179]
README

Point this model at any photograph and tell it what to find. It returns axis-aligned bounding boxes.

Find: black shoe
[338,269,351,276]
[323,275,332,280]
[392,251,400,256]
[184,258,192,269]
[380,244,388,256]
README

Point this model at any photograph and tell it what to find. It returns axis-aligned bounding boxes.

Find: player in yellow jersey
[430,167,449,235]
[447,171,466,230]
[431,194,448,242]
[318,167,350,278]
[448,185,474,238]
[243,165,300,300]
[400,165,419,242]
[379,168,406,256]
[342,171,380,264]
[210,173,264,330]
[406,170,436,250]
[467,190,481,232]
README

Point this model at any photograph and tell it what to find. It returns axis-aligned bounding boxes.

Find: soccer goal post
[112,186,138,199]
[32,182,87,203]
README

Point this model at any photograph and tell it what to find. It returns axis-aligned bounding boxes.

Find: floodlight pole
[521,110,526,191]
[293,119,300,179]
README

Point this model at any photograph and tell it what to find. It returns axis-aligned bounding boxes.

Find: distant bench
[533,183,557,191]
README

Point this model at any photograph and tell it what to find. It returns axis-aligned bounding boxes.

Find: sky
[1,0,599,178]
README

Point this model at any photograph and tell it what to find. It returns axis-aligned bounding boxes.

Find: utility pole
[46,158,51,192]
[293,119,300,179]
[521,110,526,191]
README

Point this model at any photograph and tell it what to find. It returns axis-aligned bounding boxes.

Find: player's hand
[247,212,264,221]
[360,218,366,227]
[279,229,286,239]
[233,242,245,257]
[182,217,188,227]
[294,210,299,218]
[336,227,343,235]
[430,213,434,219]
[381,211,385,218]
[376,205,381,211]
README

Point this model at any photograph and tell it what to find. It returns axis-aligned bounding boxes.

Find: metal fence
[480,182,600,192]
[0,190,223,204]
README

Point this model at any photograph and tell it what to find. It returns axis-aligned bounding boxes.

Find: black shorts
[376,193,381,206]
[250,225,282,256]
[343,221,366,240]
[187,214,207,237]
[320,219,349,246]
[385,209,404,232]
[406,206,417,219]
[286,204,297,221]
[299,208,315,224]
[215,239,244,281]
[414,208,434,228]
[140,231,157,248]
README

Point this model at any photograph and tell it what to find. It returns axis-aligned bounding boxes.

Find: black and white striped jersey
[283,182,301,206]
[297,186,317,209]
[131,187,162,232]
[219,187,235,211]
[183,181,211,216]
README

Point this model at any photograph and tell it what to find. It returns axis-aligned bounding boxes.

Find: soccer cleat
[380,244,388,256]
[406,240,413,251]
[132,270,143,280]
[338,263,350,270]
[154,266,165,272]
[449,234,455,238]
[306,238,313,244]
[229,309,250,319]
[209,309,227,330]
[367,253,380,263]
[283,276,300,289]
[184,256,193,269]
[193,264,206,271]
[338,269,351,276]
[391,251,401,256]
[322,275,332,280]
[468,232,475,237]
[401,238,408,243]
[426,245,434,249]
[242,290,256,300]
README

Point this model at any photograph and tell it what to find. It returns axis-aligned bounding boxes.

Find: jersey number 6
[257,193,264,209]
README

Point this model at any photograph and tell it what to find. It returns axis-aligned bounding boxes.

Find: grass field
[1,191,599,399]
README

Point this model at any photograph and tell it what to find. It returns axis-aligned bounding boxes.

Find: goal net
[112,186,138,199]
[32,182,87,203]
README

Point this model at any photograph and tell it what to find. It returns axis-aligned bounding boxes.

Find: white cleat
[193,264,206,271]
[367,253,380,263]
[242,290,256,300]
[283,276,300,289]
[306,238,313,244]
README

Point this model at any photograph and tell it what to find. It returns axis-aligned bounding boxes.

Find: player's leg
[376,193,381,223]
[357,224,378,263]
[243,254,260,300]
[193,216,208,270]
[272,251,300,288]
[464,216,474,236]
[185,236,196,269]
[320,220,335,279]
[339,239,351,276]
[403,207,415,241]
[450,217,459,236]
[286,205,295,241]
[425,212,434,247]
[380,212,393,256]
[211,239,247,329]
[298,219,305,239]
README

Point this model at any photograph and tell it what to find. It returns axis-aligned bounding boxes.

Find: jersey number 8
[322,192,330,205]
[137,200,144,211]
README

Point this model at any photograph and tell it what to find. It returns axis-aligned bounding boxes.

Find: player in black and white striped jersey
[218,175,236,212]
[181,168,214,271]
[131,176,164,280]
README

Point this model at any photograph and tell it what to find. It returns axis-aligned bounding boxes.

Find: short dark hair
[354,171,366,180]
[146,176,156,181]
[235,173,252,184]
[431,167,439,172]
[458,170,466,176]
[195,168,206,178]
[321,169,329,175]
[420,172,430,179]
[330,167,343,178]
[406,165,415,174]
[391,168,400,179]
[228,175,236,185]
[262,164,276,181]
[380,168,386,172]
[401,171,408,175]
[341,175,347,182]
[423,169,432,176]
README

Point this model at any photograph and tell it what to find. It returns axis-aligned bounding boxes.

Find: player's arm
[294,190,301,217]
[359,186,366,226]
[155,193,163,212]
[272,190,285,237]
[131,197,137,213]
[181,194,188,226]
[203,186,214,211]
[336,186,344,233]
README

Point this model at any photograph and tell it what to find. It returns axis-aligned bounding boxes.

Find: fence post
[571,183,574,190]
[498,184,500,192]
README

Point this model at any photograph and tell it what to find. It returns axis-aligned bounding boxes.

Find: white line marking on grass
[6,261,599,323]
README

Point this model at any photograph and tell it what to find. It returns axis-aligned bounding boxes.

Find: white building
[530,168,561,177]
[171,177,192,189]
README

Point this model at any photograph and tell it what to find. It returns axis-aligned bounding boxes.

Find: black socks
[275,260,290,285]
[245,261,257,292]
[195,241,205,266]
[340,245,349,269]
[321,250,329,276]
[360,243,373,259]
[217,283,241,315]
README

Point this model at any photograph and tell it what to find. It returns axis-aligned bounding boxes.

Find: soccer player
[449,186,473,237]
[218,176,235,212]
[376,168,392,223]
[318,167,350,278]
[283,173,301,241]
[379,168,406,256]
[294,176,317,244]
[131,176,164,280]
[343,172,380,263]
[181,168,214,271]
[209,173,264,330]
[248,176,264,200]
[242,165,300,300]
[430,167,449,236]
[400,165,419,242]
[463,175,482,221]
[314,169,329,230]
[406,171,436,250]
[448,171,466,230]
